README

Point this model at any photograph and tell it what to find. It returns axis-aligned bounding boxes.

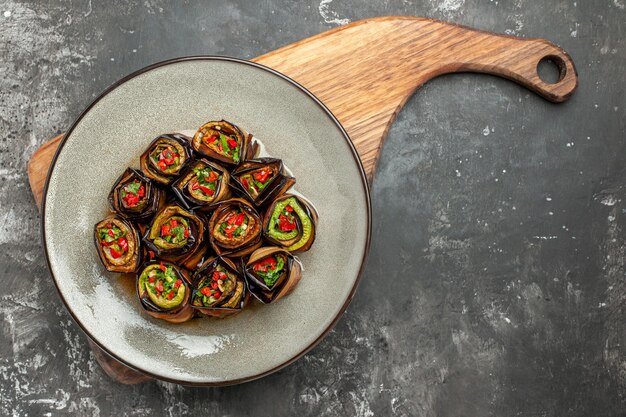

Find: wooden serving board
[27,16,578,384]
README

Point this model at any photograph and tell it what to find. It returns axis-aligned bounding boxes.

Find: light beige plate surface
[42,57,370,385]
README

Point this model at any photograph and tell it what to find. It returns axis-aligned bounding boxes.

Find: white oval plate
[42,57,371,385]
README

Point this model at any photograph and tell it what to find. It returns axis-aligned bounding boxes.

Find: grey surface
[0,0,624,415]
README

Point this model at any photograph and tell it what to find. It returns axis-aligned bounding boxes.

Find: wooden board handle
[449,35,577,103]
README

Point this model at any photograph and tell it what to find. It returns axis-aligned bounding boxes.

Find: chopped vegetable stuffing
[190,166,220,200]
[97,223,128,258]
[159,216,190,244]
[120,179,146,208]
[150,144,181,172]
[218,209,249,239]
[202,132,240,163]
[253,255,285,287]
[194,265,236,307]
[240,167,274,197]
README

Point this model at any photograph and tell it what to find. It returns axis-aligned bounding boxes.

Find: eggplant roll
[140,133,194,185]
[191,257,248,318]
[244,247,302,303]
[191,120,250,166]
[94,216,142,273]
[230,158,295,207]
[108,168,165,222]
[263,194,318,252]
[143,205,206,269]
[172,159,231,210]
[137,261,193,323]
[208,198,262,257]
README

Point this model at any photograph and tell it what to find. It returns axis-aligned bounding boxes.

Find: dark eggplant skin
[262,194,318,252]
[244,247,302,304]
[229,158,295,207]
[190,256,249,318]
[171,159,231,211]
[191,120,251,166]
[136,261,194,323]
[94,216,142,273]
[142,204,208,269]
[140,133,194,185]
[207,198,262,257]
[108,168,165,222]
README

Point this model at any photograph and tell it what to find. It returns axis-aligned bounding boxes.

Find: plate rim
[40,55,372,386]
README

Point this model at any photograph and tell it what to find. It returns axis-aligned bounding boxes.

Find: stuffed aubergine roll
[140,133,193,185]
[208,198,262,257]
[137,261,193,323]
[244,247,302,303]
[191,120,250,166]
[263,194,317,252]
[172,159,231,210]
[230,158,295,207]
[108,168,165,222]
[143,204,206,269]
[191,257,248,318]
[94,216,142,273]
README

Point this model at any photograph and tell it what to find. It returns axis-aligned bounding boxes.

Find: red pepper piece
[191,180,200,190]
[183,228,189,238]
[158,160,167,171]
[170,219,178,228]
[214,292,221,299]
[149,276,155,284]
[279,215,296,232]
[155,281,164,292]
[211,282,219,289]
[253,169,269,183]
[161,224,171,237]
[125,194,139,207]
[149,250,155,260]
[285,205,293,212]
[227,139,238,149]
[241,177,249,190]
[219,272,227,280]
[118,237,128,252]
[107,229,115,238]
[174,279,182,289]
[137,185,145,197]
[201,287,212,296]
[109,247,123,258]
[234,213,245,226]
[159,262,167,272]
[207,171,219,182]
[199,185,214,196]
[205,135,218,143]
[167,291,175,300]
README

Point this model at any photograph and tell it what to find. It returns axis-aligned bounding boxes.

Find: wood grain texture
[26,16,578,384]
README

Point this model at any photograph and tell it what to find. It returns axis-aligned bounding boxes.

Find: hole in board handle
[536,55,567,85]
